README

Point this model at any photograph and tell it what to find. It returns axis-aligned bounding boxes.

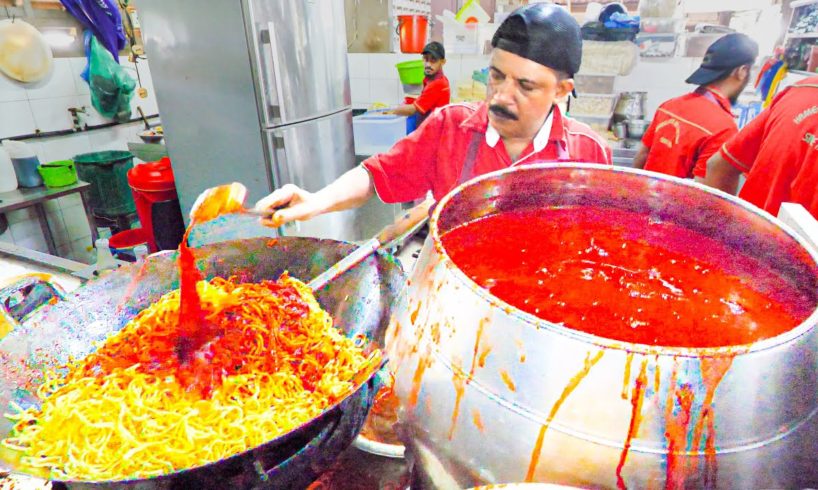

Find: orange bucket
[396,15,428,54]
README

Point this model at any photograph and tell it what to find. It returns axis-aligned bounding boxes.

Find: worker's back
[721,77,818,218]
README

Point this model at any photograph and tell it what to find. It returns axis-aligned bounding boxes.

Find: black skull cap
[491,3,583,77]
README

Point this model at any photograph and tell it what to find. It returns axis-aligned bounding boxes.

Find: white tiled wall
[349,52,489,108]
[349,52,703,120]
[0,56,159,264]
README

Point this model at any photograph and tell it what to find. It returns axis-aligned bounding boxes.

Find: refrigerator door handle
[269,131,299,234]
[259,26,285,122]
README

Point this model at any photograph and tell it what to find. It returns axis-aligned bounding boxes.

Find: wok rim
[3,237,404,485]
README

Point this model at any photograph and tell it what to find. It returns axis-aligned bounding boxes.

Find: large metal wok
[0,236,406,489]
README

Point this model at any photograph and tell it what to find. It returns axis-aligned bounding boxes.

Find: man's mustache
[489,104,518,121]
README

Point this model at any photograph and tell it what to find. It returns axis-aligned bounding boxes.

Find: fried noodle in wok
[2,274,380,481]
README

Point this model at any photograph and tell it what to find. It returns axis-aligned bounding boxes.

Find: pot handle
[0,273,66,335]
[254,368,386,484]
[254,409,344,485]
[395,18,403,36]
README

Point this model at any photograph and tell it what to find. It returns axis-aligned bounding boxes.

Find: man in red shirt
[255,4,610,224]
[391,42,450,124]
[632,34,758,179]
[700,76,818,218]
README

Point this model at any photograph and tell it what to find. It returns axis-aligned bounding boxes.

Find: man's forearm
[314,166,376,214]
[392,104,418,117]
[699,152,741,195]
[632,144,649,170]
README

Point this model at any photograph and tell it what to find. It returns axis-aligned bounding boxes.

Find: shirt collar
[699,87,733,113]
[485,107,555,152]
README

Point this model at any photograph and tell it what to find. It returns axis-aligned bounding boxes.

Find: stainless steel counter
[612,146,638,168]
[0,182,98,256]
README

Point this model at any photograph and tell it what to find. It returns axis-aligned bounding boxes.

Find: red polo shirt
[719,76,818,218]
[363,101,612,203]
[641,87,738,179]
[413,71,450,124]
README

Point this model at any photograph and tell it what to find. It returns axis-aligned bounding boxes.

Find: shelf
[787,32,818,39]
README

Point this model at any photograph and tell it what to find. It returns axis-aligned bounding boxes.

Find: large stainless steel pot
[0,236,406,489]
[386,164,818,488]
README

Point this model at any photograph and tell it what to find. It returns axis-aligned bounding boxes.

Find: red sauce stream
[441,207,810,347]
[524,350,604,482]
[616,358,649,489]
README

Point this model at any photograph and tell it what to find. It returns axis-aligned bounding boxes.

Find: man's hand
[254,184,327,227]
[253,167,377,227]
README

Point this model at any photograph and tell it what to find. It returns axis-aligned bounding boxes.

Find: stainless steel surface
[611,146,638,168]
[137,0,397,242]
[247,0,351,126]
[626,119,649,139]
[0,182,96,256]
[386,164,818,488]
[0,235,406,488]
[612,122,627,139]
[613,91,647,123]
[0,242,83,291]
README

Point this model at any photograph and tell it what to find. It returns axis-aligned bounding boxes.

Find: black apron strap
[428,130,484,218]
[457,130,485,185]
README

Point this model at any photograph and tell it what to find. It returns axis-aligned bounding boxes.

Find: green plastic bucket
[38,160,78,188]
[396,60,425,85]
[73,150,136,217]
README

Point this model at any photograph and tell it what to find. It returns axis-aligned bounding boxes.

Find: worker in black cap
[633,33,759,179]
[252,3,611,227]
[390,41,450,125]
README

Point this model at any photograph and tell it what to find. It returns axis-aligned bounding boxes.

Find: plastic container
[639,0,677,18]
[109,227,149,261]
[3,140,42,188]
[683,33,724,57]
[640,17,683,34]
[396,60,425,85]
[455,0,490,24]
[574,74,616,94]
[93,238,118,273]
[127,157,185,253]
[636,33,678,58]
[352,114,408,156]
[581,40,638,75]
[570,114,612,136]
[568,94,618,117]
[38,160,78,188]
[73,150,136,217]
[402,83,422,96]
[440,17,479,54]
[0,147,17,193]
[396,15,428,54]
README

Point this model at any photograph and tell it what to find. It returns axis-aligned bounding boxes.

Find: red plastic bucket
[127,157,185,252]
[109,227,149,261]
[397,15,428,54]
[109,228,148,250]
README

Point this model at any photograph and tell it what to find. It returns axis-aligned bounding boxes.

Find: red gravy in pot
[440,206,812,347]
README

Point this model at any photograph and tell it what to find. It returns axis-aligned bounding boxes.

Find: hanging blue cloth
[60,0,126,63]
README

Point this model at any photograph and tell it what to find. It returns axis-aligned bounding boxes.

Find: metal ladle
[190,182,432,290]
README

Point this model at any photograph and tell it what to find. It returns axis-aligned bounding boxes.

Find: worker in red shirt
[700,76,818,218]
[632,34,758,179]
[390,42,450,125]
[254,3,611,224]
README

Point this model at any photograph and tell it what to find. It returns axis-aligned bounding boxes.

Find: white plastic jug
[0,146,17,193]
